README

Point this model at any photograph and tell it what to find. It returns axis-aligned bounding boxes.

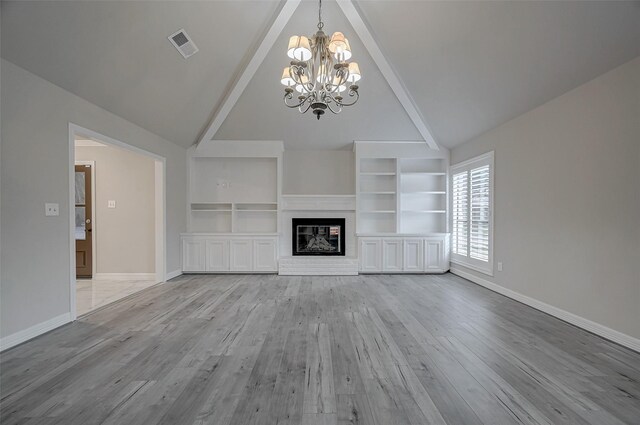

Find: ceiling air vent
[168,29,198,59]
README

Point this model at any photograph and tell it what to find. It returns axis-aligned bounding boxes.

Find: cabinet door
[403,239,424,271]
[182,238,205,272]
[230,239,253,271]
[424,238,445,272]
[206,239,229,271]
[382,239,403,272]
[360,238,382,272]
[253,239,277,272]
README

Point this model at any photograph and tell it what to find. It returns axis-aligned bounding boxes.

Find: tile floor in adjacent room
[76,278,157,316]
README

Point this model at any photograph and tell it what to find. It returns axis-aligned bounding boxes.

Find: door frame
[68,123,167,320]
[74,160,96,277]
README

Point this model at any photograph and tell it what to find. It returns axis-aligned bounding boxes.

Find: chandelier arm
[299,99,313,114]
[325,99,342,114]
[284,91,310,109]
[336,89,359,107]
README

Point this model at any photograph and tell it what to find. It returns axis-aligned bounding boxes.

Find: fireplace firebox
[292,218,346,256]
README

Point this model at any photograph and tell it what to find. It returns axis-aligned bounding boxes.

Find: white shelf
[361,210,396,214]
[402,210,446,214]
[191,202,233,210]
[402,191,446,195]
[188,151,280,234]
[361,172,397,176]
[282,194,355,198]
[401,172,446,176]
[357,232,449,237]
[357,149,448,235]
[361,191,396,195]
[236,209,277,213]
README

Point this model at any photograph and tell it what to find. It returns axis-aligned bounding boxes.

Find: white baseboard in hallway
[0,312,72,352]
[450,267,640,353]
[93,273,156,281]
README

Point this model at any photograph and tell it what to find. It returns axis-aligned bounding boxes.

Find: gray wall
[76,145,156,274]
[451,57,640,339]
[0,59,187,339]
[283,150,355,195]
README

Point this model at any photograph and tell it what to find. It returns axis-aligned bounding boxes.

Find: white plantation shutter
[470,165,490,261]
[452,171,468,256]
[450,152,493,274]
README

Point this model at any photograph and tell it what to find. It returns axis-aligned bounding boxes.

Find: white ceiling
[2,1,639,150]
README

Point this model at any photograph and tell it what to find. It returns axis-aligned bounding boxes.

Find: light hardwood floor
[1,273,639,424]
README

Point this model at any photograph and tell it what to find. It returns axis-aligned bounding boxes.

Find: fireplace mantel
[281,195,355,211]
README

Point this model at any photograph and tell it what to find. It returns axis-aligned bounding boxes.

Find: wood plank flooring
[1,273,639,424]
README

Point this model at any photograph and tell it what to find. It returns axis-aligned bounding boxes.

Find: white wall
[451,57,640,341]
[0,59,187,341]
[283,150,355,195]
[76,144,155,274]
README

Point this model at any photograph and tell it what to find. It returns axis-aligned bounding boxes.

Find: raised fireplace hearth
[292,218,346,256]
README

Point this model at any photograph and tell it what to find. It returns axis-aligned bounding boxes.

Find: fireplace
[292,218,346,256]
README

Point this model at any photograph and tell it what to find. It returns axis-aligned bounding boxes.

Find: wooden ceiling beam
[336,0,440,151]
[196,0,301,148]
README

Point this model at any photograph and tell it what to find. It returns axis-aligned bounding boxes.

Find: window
[450,152,494,275]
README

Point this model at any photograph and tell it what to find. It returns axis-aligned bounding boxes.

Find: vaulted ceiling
[2,1,639,150]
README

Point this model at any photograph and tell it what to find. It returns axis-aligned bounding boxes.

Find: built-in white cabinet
[359,238,382,272]
[355,142,449,235]
[206,240,229,271]
[382,239,403,272]
[354,142,450,274]
[253,239,278,271]
[182,141,282,274]
[358,235,449,273]
[229,239,252,271]
[403,238,424,271]
[182,141,452,276]
[424,237,449,272]
[182,235,278,273]
[182,239,206,272]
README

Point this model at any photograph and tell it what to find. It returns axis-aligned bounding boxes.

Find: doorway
[75,164,93,277]
[69,124,166,319]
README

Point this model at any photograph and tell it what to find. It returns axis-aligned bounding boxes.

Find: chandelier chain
[317,0,324,30]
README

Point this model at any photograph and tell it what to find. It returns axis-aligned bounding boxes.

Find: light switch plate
[497,262,503,272]
[45,203,59,216]
[108,200,116,209]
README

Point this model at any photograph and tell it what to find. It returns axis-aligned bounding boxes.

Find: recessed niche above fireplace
[292,218,346,256]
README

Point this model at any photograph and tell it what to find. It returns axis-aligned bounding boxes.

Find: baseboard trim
[0,312,72,352]
[93,273,156,281]
[450,267,640,353]
[166,269,182,281]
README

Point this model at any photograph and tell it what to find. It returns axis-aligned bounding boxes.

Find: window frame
[449,151,494,276]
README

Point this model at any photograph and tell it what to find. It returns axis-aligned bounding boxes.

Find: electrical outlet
[108,200,116,208]
[45,203,59,216]
[497,262,503,272]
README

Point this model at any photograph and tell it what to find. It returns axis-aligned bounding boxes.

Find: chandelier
[280,0,361,119]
